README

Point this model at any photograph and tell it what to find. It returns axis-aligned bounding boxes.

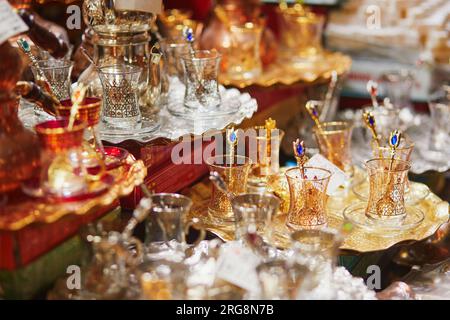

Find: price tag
[305,154,348,195]
[216,242,261,294]
[114,0,162,14]
[0,0,28,45]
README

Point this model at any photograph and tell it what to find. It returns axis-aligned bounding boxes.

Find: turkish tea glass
[159,38,189,106]
[247,129,285,190]
[98,64,142,129]
[256,260,289,300]
[278,8,324,64]
[231,193,280,243]
[206,155,252,223]
[31,59,73,101]
[181,49,221,109]
[225,22,263,81]
[313,121,353,176]
[290,228,340,298]
[145,193,197,245]
[285,167,331,229]
[427,89,450,160]
[365,158,410,223]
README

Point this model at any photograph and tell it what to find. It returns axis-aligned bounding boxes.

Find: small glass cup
[290,228,340,298]
[247,128,285,190]
[365,158,411,223]
[98,64,142,129]
[31,59,73,101]
[362,106,400,142]
[145,193,203,245]
[380,70,415,110]
[231,193,280,242]
[277,7,324,64]
[285,167,332,229]
[427,89,450,160]
[181,49,221,109]
[313,121,353,176]
[206,155,252,223]
[225,22,263,81]
[256,260,289,300]
[159,38,189,106]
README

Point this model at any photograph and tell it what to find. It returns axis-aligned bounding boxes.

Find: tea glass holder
[145,193,205,247]
[31,59,73,102]
[285,167,331,230]
[247,129,285,191]
[231,193,280,243]
[206,155,252,223]
[181,49,222,110]
[22,119,109,200]
[313,121,354,177]
[98,64,142,130]
[344,158,424,233]
[225,22,263,81]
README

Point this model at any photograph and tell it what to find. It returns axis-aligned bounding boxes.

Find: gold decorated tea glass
[225,22,263,81]
[31,59,73,101]
[98,64,142,129]
[231,193,280,242]
[206,155,252,222]
[277,6,324,64]
[285,167,331,229]
[181,49,222,109]
[365,158,411,222]
[313,121,353,176]
[247,129,285,190]
[145,193,204,245]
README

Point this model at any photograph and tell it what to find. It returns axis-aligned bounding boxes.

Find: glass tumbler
[277,8,325,63]
[231,193,280,242]
[365,158,411,223]
[181,49,221,109]
[285,167,331,229]
[206,155,252,223]
[145,193,204,245]
[31,59,73,101]
[427,89,450,160]
[313,121,353,176]
[159,38,189,106]
[225,22,263,81]
[98,64,142,129]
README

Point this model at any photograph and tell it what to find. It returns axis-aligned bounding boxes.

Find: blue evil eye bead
[389,130,401,149]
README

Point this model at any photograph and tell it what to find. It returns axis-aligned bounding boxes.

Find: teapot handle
[184,218,206,247]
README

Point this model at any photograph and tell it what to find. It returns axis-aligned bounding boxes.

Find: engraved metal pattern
[102,78,140,118]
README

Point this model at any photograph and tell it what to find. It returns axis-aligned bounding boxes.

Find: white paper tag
[216,242,261,294]
[305,154,348,195]
[114,0,162,14]
[0,0,28,45]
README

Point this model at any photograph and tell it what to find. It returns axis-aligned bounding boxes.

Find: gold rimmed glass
[206,155,252,223]
[285,167,331,229]
[225,22,263,81]
[313,121,353,176]
[365,158,410,222]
